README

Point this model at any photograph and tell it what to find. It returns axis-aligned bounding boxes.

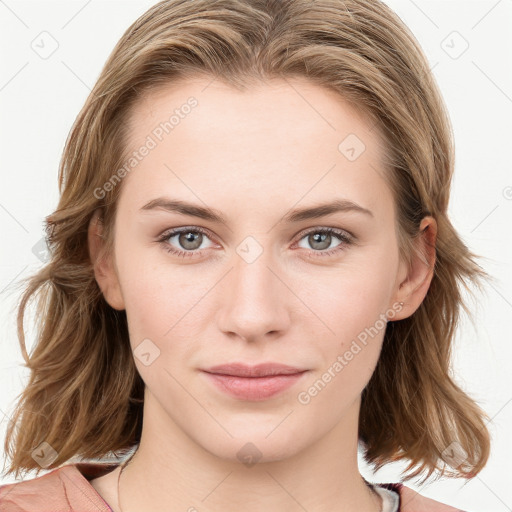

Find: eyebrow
[139,197,374,224]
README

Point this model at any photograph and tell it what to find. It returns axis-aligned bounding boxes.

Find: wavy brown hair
[3,0,491,483]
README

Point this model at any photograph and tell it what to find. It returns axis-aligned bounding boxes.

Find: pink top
[0,462,466,511]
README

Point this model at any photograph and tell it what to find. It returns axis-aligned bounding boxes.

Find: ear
[88,209,125,311]
[389,216,437,321]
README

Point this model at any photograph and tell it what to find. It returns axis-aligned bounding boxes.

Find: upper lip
[203,363,307,377]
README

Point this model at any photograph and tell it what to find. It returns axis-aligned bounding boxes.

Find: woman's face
[94,76,415,463]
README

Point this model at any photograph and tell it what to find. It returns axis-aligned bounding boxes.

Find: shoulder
[381,483,468,512]
[0,463,116,512]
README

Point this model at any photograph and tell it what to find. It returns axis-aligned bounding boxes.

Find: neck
[116,391,381,512]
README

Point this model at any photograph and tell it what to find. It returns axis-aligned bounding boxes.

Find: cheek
[312,262,393,340]
[299,275,390,412]
[303,257,393,384]
[115,239,181,319]
[115,249,215,364]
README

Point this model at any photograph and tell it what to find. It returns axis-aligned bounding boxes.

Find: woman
[0,0,491,511]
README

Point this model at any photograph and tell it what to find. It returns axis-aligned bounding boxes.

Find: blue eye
[156,226,354,259]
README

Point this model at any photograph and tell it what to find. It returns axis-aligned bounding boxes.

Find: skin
[87,76,436,512]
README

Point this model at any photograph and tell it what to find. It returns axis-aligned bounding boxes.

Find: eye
[156,226,355,259]
[295,227,354,258]
[157,226,215,258]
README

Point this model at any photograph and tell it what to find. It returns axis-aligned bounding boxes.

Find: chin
[197,427,308,466]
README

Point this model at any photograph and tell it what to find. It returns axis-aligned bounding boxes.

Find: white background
[0,1,511,510]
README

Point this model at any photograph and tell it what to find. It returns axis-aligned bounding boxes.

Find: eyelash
[156,226,354,259]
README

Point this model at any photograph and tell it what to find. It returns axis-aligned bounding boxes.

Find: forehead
[127,75,381,146]
[119,76,393,220]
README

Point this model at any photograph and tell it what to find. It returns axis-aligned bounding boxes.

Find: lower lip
[202,371,308,401]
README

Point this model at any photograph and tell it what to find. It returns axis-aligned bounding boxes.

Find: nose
[215,244,291,343]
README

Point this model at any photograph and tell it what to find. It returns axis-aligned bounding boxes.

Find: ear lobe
[87,209,125,311]
[390,216,437,320]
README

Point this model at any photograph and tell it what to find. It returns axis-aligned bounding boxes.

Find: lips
[201,362,309,401]
[203,362,306,378]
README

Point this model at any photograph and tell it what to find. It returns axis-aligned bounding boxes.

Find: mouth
[201,362,309,401]
[203,362,307,377]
